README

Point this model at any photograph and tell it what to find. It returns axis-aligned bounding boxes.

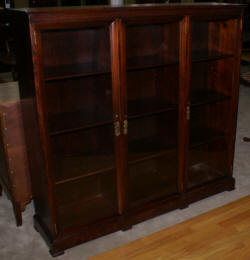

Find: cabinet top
[5,3,245,25]
[8,3,245,14]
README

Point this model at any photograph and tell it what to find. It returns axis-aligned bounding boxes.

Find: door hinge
[123,119,128,135]
[114,121,120,137]
[187,106,190,120]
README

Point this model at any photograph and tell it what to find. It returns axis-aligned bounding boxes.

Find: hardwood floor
[89,195,250,259]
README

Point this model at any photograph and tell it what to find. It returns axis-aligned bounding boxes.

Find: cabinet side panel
[8,11,53,234]
[229,16,243,173]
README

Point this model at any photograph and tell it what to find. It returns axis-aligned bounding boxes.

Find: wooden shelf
[187,162,226,189]
[128,97,177,119]
[191,50,234,63]
[44,62,110,81]
[56,170,117,230]
[54,151,115,185]
[190,89,231,106]
[129,153,178,208]
[128,135,177,165]
[127,55,178,71]
[129,178,177,209]
[49,108,113,136]
[190,126,225,148]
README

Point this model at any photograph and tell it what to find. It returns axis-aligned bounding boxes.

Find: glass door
[125,20,180,209]
[40,24,118,231]
[188,18,237,189]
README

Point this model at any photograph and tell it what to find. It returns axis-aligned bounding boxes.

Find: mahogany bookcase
[6,3,244,256]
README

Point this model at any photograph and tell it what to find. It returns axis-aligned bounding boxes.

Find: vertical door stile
[29,27,58,236]
[110,19,128,215]
[228,14,244,175]
[178,16,191,195]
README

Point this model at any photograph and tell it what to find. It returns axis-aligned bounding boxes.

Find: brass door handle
[114,121,120,137]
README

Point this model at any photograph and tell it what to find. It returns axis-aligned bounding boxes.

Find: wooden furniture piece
[0,82,32,226]
[7,3,244,256]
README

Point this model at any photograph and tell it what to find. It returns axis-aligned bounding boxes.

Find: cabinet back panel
[128,112,177,147]
[191,58,234,98]
[190,101,231,141]
[127,66,178,108]
[188,139,229,189]
[127,24,164,58]
[41,27,110,79]
[45,75,113,134]
[126,22,179,66]
[128,152,178,209]
[192,22,209,54]
[192,19,237,58]
[51,124,115,182]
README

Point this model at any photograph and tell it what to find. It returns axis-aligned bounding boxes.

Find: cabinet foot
[34,225,39,233]
[179,203,189,209]
[0,184,2,196]
[227,186,235,192]
[49,249,65,257]
[121,225,132,231]
[243,137,250,142]
[121,221,132,231]
[12,202,22,226]
[179,195,188,209]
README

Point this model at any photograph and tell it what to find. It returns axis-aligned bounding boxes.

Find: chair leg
[243,137,250,142]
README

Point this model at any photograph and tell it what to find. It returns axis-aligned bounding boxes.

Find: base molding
[34,176,235,257]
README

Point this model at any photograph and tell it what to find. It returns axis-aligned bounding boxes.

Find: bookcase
[8,3,244,256]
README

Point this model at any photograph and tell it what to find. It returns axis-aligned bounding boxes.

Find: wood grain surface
[89,195,250,260]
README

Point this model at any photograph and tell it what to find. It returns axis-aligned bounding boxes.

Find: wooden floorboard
[89,195,250,259]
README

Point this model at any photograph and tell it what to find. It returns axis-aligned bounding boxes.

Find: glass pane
[41,25,117,229]
[129,153,178,209]
[41,27,110,80]
[188,139,229,189]
[128,113,178,163]
[127,23,179,69]
[191,19,237,62]
[45,75,113,135]
[127,67,178,119]
[127,112,178,208]
[188,101,231,189]
[51,124,115,183]
[190,58,234,106]
[189,101,230,146]
[56,170,117,231]
[126,22,179,208]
